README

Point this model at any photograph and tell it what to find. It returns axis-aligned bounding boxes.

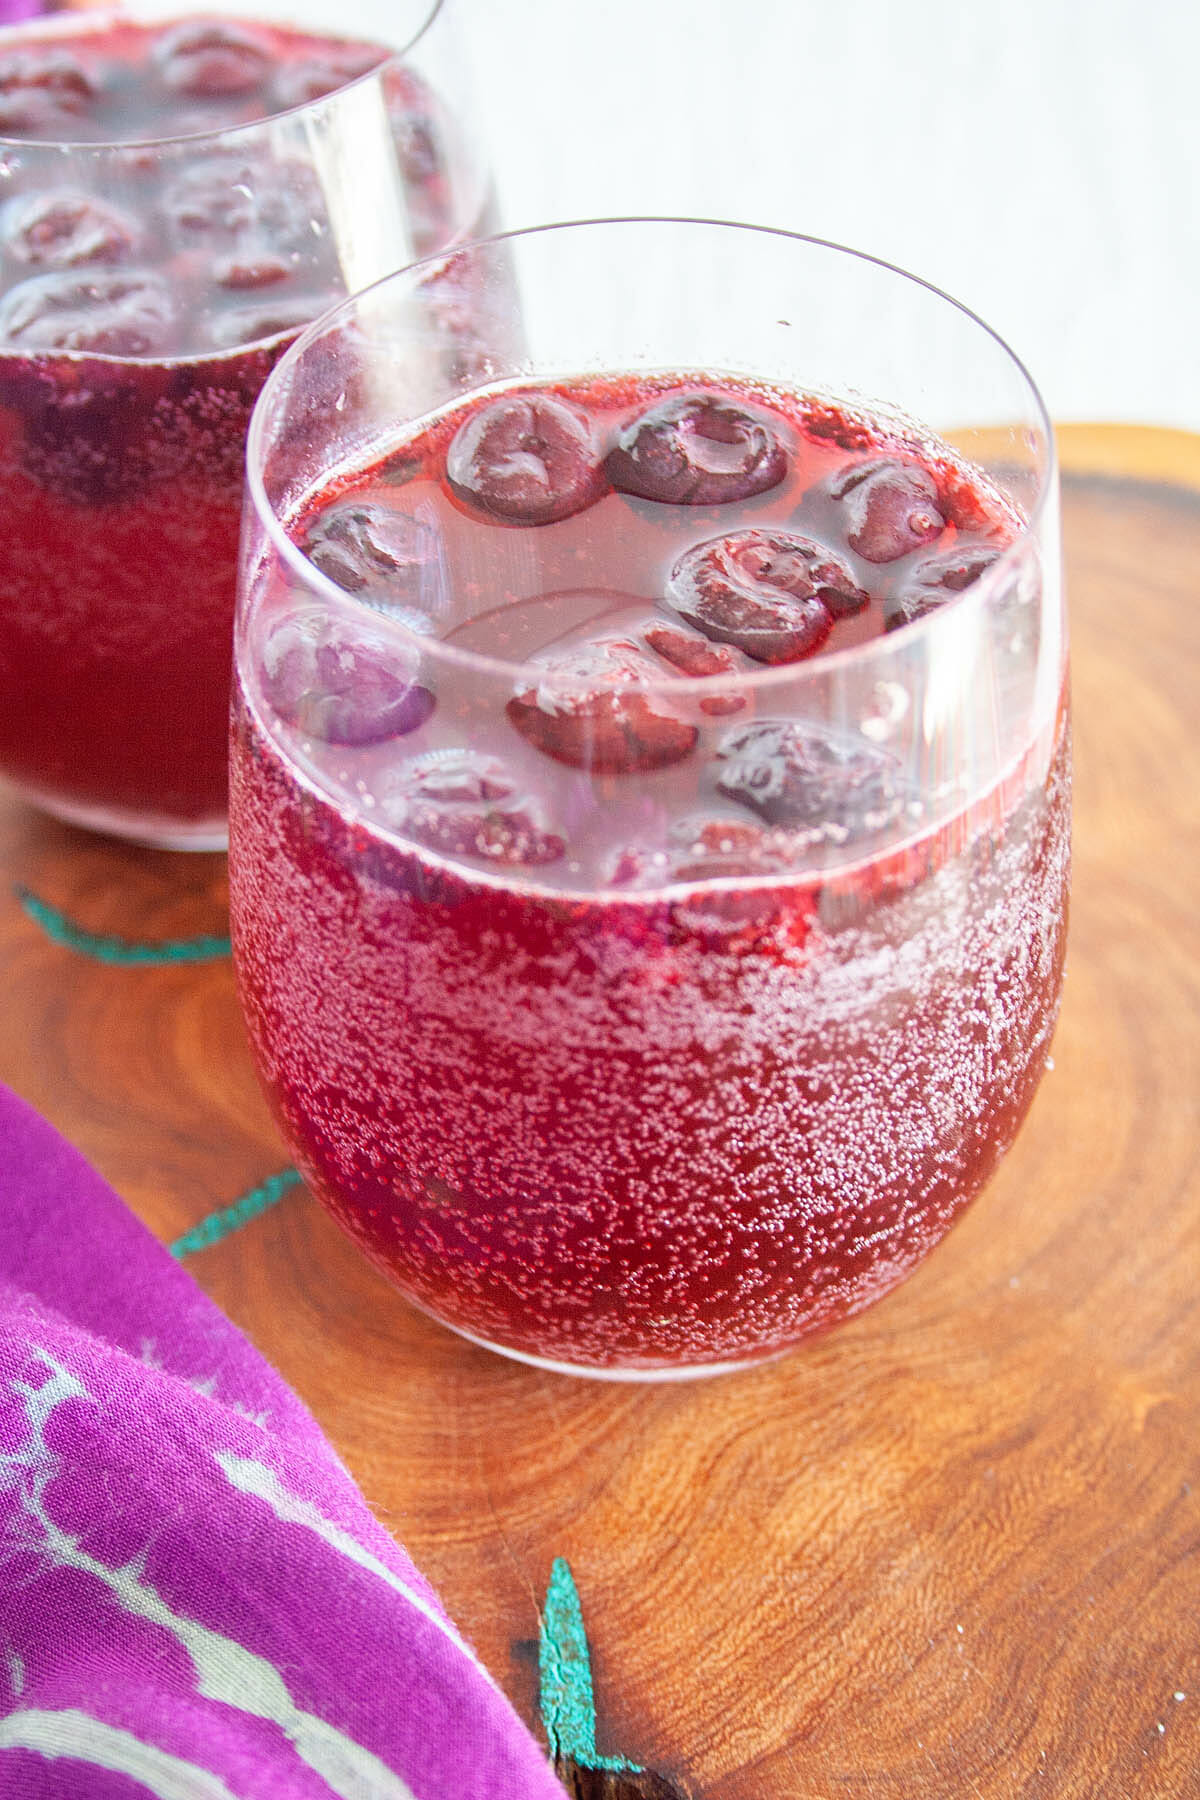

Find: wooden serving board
[1,427,1197,1799]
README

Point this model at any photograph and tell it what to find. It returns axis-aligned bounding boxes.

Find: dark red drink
[0,12,479,842]
[230,369,1070,1373]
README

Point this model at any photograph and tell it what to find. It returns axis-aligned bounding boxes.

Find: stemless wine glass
[230,219,1069,1379]
[0,0,489,847]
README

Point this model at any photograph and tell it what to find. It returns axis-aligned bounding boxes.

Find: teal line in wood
[16,886,232,964]
[540,1556,637,1773]
[169,1170,304,1259]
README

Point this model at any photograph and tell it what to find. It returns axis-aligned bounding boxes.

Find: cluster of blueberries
[0,21,436,360]
[255,385,1002,876]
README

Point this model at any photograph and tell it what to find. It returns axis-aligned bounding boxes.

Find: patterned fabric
[0,1082,566,1799]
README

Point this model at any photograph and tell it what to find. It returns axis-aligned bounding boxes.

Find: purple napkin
[0,2,54,23]
[0,1081,566,1799]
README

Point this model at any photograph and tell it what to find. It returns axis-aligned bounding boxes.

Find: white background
[451,0,1199,432]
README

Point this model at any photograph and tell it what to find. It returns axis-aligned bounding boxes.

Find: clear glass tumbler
[230,219,1070,1378]
[0,0,488,847]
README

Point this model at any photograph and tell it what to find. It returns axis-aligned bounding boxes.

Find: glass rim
[0,0,447,152]
[244,214,1059,696]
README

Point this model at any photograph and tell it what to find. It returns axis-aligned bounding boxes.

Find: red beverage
[0,11,479,843]
[230,370,1070,1374]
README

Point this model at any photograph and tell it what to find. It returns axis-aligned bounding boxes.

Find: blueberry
[302,501,444,627]
[608,818,780,888]
[884,544,1002,631]
[273,48,382,111]
[165,156,320,255]
[507,635,698,774]
[213,252,292,290]
[830,457,945,564]
[153,20,271,97]
[666,817,788,883]
[937,465,1004,534]
[643,624,738,679]
[0,270,173,356]
[255,161,325,254]
[387,75,444,186]
[0,352,175,504]
[384,749,565,868]
[446,393,605,526]
[164,162,258,240]
[666,529,867,666]
[715,718,907,841]
[2,190,137,269]
[261,608,434,746]
[799,401,877,454]
[0,52,96,134]
[206,297,317,352]
[642,625,746,716]
[606,389,788,505]
[611,818,797,943]
[396,751,512,806]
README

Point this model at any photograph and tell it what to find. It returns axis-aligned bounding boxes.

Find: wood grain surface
[0,431,1197,1799]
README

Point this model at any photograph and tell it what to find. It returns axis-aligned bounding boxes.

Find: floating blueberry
[884,544,1002,631]
[385,749,564,868]
[715,718,906,840]
[387,72,444,186]
[255,161,325,254]
[798,400,877,454]
[206,296,316,352]
[0,52,96,133]
[261,608,434,746]
[666,817,789,883]
[666,528,867,666]
[165,156,320,257]
[507,635,698,775]
[606,390,788,505]
[164,162,258,239]
[643,625,737,679]
[397,751,512,806]
[2,190,137,269]
[642,625,746,716]
[937,464,1004,534]
[446,392,605,525]
[213,251,292,290]
[608,818,784,887]
[0,349,175,504]
[302,501,444,626]
[0,270,173,356]
[830,456,945,564]
[153,20,271,97]
[611,818,797,943]
[272,47,382,111]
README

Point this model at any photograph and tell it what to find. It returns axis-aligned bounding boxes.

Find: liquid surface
[256,373,1021,891]
[0,14,388,144]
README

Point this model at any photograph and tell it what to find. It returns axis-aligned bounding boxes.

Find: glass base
[446,1319,787,1383]
[10,780,228,852]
